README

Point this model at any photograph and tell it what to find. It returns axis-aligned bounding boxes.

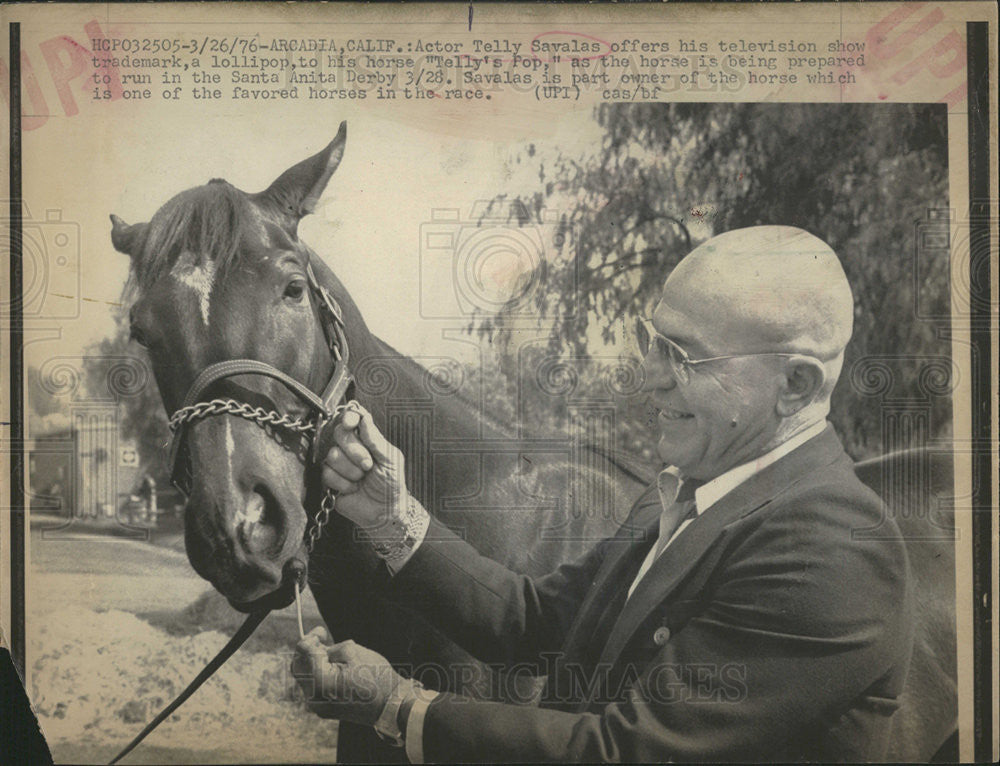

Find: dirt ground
[26,519,336,764]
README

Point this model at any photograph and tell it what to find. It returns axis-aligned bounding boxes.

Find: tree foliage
[83,314,172,485]
[26,365,63,418]
[478,103,952,460]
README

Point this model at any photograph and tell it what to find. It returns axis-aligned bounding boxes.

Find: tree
[82,310,172,485]
[26,365,63,418]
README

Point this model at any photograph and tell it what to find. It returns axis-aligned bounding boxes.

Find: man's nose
[639,350,678,393]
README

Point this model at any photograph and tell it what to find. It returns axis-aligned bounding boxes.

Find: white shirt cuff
[404,689,439,763]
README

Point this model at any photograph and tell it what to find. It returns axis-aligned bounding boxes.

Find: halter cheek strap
[305,263,354,462]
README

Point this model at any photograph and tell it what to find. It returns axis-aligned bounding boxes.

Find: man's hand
[322,404,407,529]
[291,627,404,727]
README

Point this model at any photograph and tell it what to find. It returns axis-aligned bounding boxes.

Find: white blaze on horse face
[224,417,236,494]
[170,252,217,327]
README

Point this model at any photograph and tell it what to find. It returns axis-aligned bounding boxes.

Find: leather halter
[167,259,352,494]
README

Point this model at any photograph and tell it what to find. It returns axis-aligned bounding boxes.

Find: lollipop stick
[295,582,305,640]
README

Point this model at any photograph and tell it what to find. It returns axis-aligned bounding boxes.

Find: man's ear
[776,357,825,417]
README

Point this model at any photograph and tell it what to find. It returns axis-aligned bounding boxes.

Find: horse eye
[130,325,149,348]
[284,280,307,302]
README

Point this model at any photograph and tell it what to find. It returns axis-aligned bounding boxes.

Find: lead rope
[108,471,344,764]
[108,609,269,765]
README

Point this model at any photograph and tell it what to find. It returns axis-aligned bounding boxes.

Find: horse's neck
[323,272,649,569]
[312,254,505,443]
[349,333,510,443]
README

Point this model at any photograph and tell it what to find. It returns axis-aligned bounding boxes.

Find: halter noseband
[165,259,353,545]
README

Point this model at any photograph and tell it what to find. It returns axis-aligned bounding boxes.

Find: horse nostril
[237,484,282,558]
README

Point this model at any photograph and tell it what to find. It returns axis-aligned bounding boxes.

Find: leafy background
[476,102,952,464]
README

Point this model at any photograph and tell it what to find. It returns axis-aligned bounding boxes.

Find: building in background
[28,413,150,522]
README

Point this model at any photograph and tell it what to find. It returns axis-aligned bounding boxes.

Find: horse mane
[125,180,256,300]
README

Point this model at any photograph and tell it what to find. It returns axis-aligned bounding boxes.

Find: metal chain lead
[169,399,318,436]
[307,488,337,553]
[170,399,360,553]
[304,401,360,552]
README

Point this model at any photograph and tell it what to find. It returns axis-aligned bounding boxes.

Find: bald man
[296,226,914,762]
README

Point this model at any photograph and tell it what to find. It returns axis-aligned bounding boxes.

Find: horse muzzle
[228,558,307,613]
[183,478,308,606]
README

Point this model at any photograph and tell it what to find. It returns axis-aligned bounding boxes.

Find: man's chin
[656,437,695,472]
[656,434,698,476]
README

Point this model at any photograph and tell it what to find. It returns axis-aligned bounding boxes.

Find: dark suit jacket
[387,426,914,762]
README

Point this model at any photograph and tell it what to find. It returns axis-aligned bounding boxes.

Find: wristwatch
[373,678,422,747]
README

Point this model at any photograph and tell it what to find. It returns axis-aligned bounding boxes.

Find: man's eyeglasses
[635,316,817,385]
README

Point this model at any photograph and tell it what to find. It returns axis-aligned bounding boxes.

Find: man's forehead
[654,258,794,356]
[651,295,714,356]
[653,226,854,357]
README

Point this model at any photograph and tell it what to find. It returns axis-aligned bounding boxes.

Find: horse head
[112,123,353,610]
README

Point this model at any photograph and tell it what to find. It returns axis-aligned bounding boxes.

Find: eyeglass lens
[636,318,689,383]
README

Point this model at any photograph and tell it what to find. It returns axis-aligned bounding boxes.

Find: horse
[109,123,647,761]
[110,126,956,762]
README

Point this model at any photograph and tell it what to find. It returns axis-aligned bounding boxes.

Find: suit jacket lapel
[590,491,661,598]
[591,500,662,599]
[560,485,661,662]
[596,425,847,671]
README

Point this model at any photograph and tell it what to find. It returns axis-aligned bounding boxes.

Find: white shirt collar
[657,420,828,515]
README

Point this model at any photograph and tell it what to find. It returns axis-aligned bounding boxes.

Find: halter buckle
[306,260,345,327]
[311,411,330,464]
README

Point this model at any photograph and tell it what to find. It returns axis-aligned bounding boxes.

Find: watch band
[373,678,423,747]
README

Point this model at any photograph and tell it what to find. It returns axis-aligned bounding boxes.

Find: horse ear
[110,214,149,257]
[256,122,346,232]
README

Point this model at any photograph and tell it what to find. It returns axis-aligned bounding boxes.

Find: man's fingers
[356,409,395,465]
[334,402,393,467]
[323,446,366,481]
[296,632,326,657]
[322,466,359,495]
[294,643,327,674]
[325,642,351,663]
[325,639,368,664]
[340,408,362,431]
[332,426,374,472]
[291,646,314,669]
[307,626,330,642]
